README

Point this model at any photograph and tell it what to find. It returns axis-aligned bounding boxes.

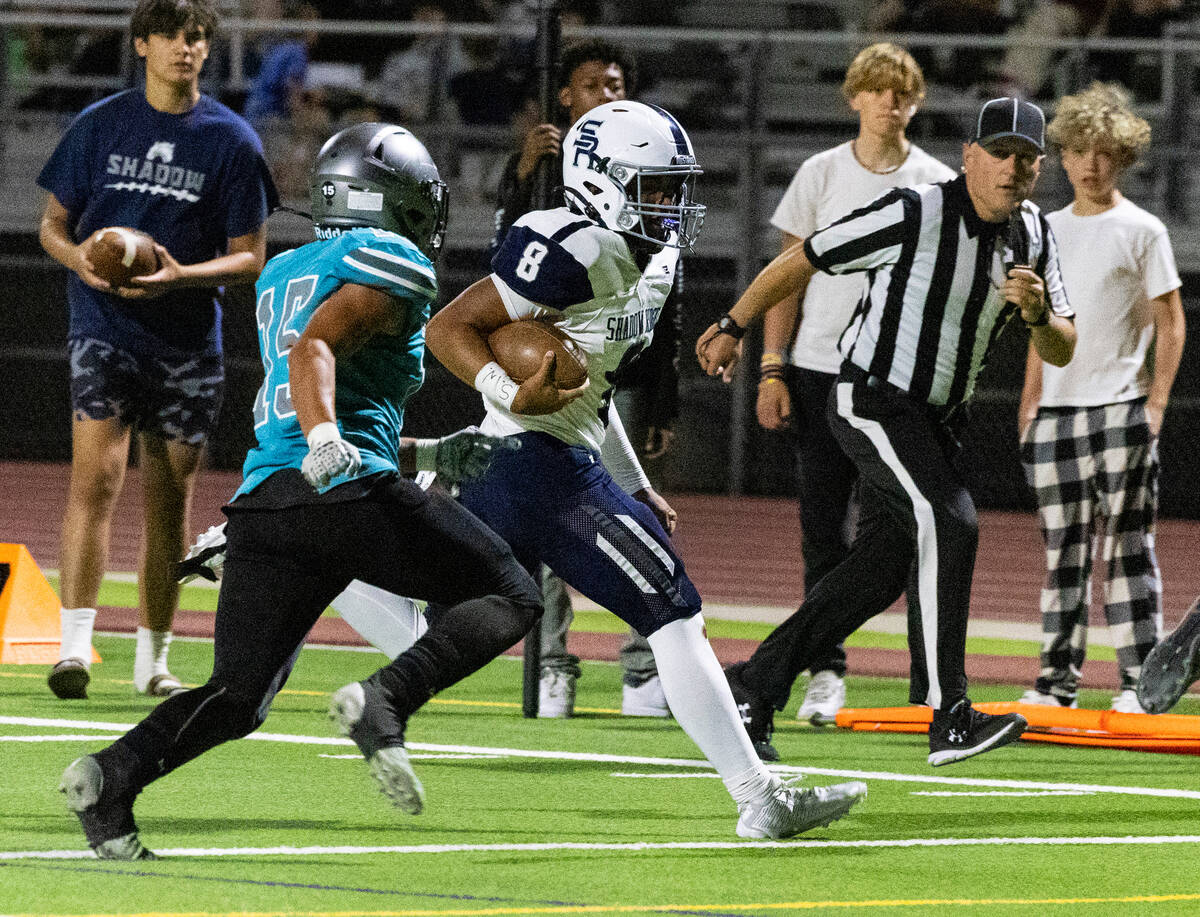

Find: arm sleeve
[221,130,280,240]
[490,215,596,312]
[340,237,439,306]
[1035,215,1073,320]
[36,113,92,221]
[769,159,821,239]
[1141,228,1182,302]
[601,401,651,496]
[802,188,912,275]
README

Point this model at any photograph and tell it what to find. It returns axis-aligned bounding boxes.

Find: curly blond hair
[1046,82,1151,168]
[842,42,926,104]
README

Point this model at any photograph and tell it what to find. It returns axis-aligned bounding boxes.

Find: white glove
[413,426,521,483]
[301,421,362,489]
[177,522,227,584]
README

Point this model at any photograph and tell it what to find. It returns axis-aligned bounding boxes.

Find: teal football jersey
[236,227,437,498]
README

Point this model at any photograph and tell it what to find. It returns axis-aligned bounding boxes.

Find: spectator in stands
[371,1,467,124]
[488,39,679,719]
[1000,1,1115,99]
[1018,82,1184,714]
[1002,1,1185,100]
[1093,0,1187,99]
[243,3,323,126]
[245,2,331,199]
[753,42,956,737]
[36,0,276,701]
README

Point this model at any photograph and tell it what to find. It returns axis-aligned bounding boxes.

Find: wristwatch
[715,313,745,340]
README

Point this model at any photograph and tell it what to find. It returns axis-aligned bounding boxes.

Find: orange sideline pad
[0,543,100,665]
[835,703,1200,756]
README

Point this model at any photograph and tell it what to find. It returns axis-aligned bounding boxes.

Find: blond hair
[842,42,926,104]
[1047,82,1151,168]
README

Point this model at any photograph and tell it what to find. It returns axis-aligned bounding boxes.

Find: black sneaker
[330,680,424,814]
[59,756,155,859]
[1138,599,1200,715]
[725,664,779,762]
[928,699,1026,766]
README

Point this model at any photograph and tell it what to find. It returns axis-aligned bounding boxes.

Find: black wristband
[1024,308,1050,328]
[715,313,745,340]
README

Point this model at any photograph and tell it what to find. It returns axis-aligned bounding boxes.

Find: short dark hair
[130,0,218,42]
[558,39,637,96]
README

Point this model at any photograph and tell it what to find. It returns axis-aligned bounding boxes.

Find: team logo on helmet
[571,120,606,172]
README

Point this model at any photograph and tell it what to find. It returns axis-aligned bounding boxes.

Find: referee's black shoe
[928,699,1026,766]
[725,663,779,762]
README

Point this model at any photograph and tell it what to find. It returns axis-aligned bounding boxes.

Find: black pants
[104,474,541,792]
[740,366,975,711]
[786,367,856,677]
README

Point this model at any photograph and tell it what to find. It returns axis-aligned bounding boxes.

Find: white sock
[134,626,171,692]
[59,607,97,665]
[330,580,427,658]
[647,615,775,806]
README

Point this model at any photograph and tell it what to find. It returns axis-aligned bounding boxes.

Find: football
[87,227,160,287]
[488,319,589,390]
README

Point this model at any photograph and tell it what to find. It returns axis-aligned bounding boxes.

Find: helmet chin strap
[563,186,606,226]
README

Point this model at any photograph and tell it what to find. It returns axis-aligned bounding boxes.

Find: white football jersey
[481,207,676,451]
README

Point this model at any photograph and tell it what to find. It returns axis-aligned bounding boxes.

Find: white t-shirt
[1040,197,1181,407]
[482,206,675,452]
[770,141,956,373]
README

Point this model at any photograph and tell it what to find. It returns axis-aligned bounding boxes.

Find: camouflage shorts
[67,337,224,445]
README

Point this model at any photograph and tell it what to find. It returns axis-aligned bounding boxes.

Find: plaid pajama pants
[1020,399,1163,697]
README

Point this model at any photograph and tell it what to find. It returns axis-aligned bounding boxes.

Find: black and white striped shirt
[804,174,1072,407]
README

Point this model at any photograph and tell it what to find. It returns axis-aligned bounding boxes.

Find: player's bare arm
[38,194,113,293]
[1006,265,1075,366]
[122,223,267,299]
[697,239,818,379]
[1147,287,1185,435]
[756,231,805,429]
[289,283,402,436]
[426,276,587,415]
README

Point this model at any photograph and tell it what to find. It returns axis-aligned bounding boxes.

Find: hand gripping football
[87,227,160,287]
[487,320,589,389]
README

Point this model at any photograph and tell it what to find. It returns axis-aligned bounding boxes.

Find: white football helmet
[562,101,705,250]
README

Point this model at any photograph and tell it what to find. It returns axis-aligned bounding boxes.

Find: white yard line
[4,835,1200,861]
[4,715,1199,800]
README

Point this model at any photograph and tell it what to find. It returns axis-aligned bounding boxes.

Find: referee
[698,97,1076,766]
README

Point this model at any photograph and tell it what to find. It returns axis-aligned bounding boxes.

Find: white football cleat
[797,670,845,726]
[736,778,867,839]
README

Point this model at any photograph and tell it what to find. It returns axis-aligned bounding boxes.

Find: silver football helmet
[561,101,705,250]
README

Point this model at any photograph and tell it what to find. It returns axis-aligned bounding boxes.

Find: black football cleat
[1138,599,1200,715]
[725,663,779,762]
[59,756,155,860]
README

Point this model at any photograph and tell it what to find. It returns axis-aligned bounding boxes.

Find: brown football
[488,319,589,390]
[88,227,160,287]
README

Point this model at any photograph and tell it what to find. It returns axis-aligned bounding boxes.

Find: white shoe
[1018,688,1077,708]
[622,675,670,717]
[538,670,575,718]
[736,778,867,839]
[797,671,845,726]
[1111,689,1146,714]
[329,681,424,814]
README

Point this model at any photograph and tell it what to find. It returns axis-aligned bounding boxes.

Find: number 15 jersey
[236,227,437,499]
[483,206,677,452]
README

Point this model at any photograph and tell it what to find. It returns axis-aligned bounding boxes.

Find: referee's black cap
[971,97,1045,153]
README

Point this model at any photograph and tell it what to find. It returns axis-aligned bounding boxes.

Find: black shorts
[67,336,224,445]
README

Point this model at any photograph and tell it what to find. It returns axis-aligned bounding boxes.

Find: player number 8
[515,240,548,281]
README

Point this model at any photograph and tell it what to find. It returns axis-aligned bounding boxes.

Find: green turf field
[2,631,1198,916]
